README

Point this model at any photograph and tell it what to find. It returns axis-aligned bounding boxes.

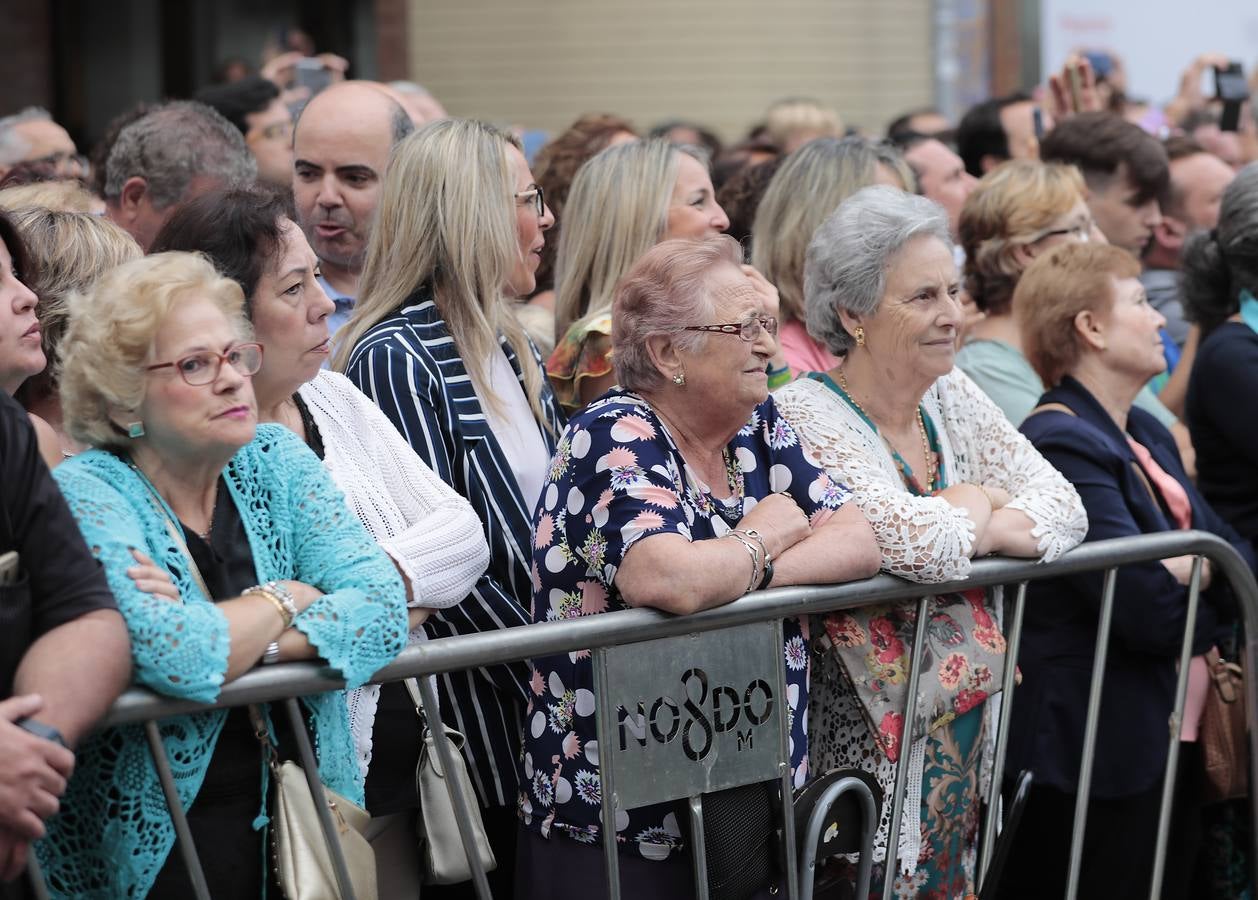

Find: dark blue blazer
[1010,376,1251,798]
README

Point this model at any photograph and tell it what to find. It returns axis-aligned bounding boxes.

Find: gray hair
[804,185,952,355]
[103,101,256,208]
[1182,161,1258,336]
[0,107,53,167]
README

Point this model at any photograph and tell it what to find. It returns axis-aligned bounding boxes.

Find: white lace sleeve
[775,378,978,584]
[935,370,1087,562]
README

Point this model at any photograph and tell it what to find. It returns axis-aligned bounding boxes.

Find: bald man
[292,82,414,333]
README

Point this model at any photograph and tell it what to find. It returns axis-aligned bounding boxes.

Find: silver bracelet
[733,528,772,565]
[262,580,300,623]
[262,641,281,666]
[725,532,763,594]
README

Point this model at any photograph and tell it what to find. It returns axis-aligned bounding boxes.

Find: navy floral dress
[519,389,853,860]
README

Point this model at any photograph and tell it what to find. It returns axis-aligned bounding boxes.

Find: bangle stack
[725,528,775,594]
[244,581,299,628]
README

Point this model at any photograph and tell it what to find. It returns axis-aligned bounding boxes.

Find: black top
[291,392,325,461]
[1186,321,1258,550]
[178,480,301,794]
[0,392,117,698]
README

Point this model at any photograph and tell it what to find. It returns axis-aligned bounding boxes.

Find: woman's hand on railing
[736,492,811,560]
[1161,555,1213,590]
[126,549,180,601]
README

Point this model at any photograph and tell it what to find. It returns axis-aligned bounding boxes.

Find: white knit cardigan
[299,370,490,778]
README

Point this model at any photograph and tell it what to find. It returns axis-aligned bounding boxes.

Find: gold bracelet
[244,585,293,628]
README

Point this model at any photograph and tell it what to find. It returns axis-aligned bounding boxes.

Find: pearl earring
[672,372,686,385]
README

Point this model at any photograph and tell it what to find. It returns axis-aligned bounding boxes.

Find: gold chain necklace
[837,369,937,489]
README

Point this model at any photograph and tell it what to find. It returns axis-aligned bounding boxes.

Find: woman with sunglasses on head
[336,119,564,897]
[956,159,1182,433]
[37,252,408,899]
[517,235,880,898]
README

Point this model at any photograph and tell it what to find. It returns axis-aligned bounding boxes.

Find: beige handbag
[403,678,497,884]
[250,707,379,900]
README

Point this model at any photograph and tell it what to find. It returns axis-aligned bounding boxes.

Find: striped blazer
[344,291,564,808]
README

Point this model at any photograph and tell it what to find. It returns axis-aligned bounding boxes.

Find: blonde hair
[752,136,905,322]
[958,160,1086,315]
[765,97,843,152]
[59,252,250,449]
[552,139,683,344]
[0,180,101,214]
[10,208,141,381]
[332,119,549,427]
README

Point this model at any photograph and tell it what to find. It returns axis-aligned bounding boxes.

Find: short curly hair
[59,252,251,449]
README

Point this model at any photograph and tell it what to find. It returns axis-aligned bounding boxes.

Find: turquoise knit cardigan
[38,425,408,898]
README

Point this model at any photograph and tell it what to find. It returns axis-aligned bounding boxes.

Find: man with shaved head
[292,82,415,334]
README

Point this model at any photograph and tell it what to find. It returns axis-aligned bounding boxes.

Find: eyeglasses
[145,342,264,386]
[1030,221,1093,244]
[514,184,546,217]
[683,316,779,342]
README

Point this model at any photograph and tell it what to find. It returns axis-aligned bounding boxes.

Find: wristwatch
[15,716,67,749]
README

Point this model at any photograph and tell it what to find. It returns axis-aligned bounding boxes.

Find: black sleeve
[0,395,117,695]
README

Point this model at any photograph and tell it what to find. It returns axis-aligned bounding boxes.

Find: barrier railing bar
[63,531,1256,899]
[977,580,1028,889]
[687,796,710,899]
[1149,555,1204,898]
[594,648,622,900]
[798,776,876,899]
[101,533,1251,729]
[143,720,211,900]
[282,698,357,900]
[779,760,800,900]
[1065,566,1118,900]
[413,675,493,899]
[881,594,931,900]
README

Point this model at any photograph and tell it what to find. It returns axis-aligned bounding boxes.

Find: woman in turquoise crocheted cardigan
[36,252,408,898]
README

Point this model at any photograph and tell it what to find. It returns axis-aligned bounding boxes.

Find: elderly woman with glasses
[956,159,1181,434]
[516,235,881,899]
[37,252,407,899]
[774,186,1085,897]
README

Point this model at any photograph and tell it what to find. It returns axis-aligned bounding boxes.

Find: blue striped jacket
[344,291,563,807]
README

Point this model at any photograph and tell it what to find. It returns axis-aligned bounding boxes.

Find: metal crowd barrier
[29,530,1258,899]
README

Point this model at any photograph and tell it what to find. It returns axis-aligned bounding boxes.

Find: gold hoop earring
[854,326,865,347]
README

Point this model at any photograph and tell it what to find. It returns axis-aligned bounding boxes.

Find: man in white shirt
[291,83,414,335]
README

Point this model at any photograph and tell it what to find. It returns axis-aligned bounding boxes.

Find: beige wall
[405,0,935,142]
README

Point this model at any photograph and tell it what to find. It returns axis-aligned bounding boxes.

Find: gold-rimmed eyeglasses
[682,316,779,342]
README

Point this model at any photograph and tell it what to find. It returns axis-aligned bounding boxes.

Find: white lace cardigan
[775,367,1087,875]
[299,370,490,778]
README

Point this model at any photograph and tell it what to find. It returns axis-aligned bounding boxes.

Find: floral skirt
[812,643,985,900]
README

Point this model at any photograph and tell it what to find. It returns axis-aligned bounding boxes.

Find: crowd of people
[0,40,1256,900]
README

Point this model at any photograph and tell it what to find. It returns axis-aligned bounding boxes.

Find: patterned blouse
[519,388,853,859]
